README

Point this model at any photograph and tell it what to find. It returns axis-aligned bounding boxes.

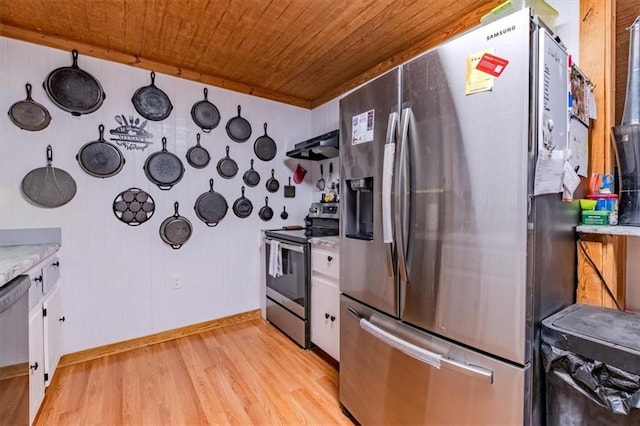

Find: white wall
[0,37,319,354]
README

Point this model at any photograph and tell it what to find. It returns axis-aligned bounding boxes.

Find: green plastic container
[581,210,609,226]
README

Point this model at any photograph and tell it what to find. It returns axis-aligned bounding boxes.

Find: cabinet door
[311,276,332,355]
[327,283,340,361]
[43,282,63,387]
[28,307,45,425]
[311,245,340,280]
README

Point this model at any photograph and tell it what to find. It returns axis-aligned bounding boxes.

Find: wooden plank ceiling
[0,0,502,108]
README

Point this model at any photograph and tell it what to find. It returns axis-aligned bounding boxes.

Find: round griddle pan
[8,83,52,131]
[217,145,238,179]
[258,196,273,221]
[194,179,228,227]
[186,133,210,169]
[22,145,77,208]
[232,186,253,218]
[143,137,185,190]
[254,123,277,161]
[43,49,105,116]
[242,159,260,187]
[226,105,252,142]
[265,169,280,193]
[191,88,220,133]
[132,71,173,121]
[159,202,192,249]
[76,124,125,178]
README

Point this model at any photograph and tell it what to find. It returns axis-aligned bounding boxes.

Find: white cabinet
[43,282,63,386]
[26,256,64,424]
[28,306,45,425]
[310,243,340,361]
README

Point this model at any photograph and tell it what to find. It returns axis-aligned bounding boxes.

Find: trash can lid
[541,304,640,375]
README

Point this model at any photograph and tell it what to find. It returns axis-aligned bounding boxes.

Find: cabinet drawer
[42,257,60,295]
[311,246,340,280]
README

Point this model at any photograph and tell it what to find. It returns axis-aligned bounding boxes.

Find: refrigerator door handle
[359,315,442,368]
[383,112,398,277]
[352,308,495,384]
[395,108,411,282]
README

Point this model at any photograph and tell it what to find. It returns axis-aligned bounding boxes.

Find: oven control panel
[308,202,339,219]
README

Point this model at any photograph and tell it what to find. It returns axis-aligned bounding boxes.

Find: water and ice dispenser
[344,177,374,240]
[612,16,640,226]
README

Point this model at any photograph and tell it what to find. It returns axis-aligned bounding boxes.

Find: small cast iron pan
[254,123,277,161]
[265,169,280,193]
[226,105,252,142]
[191,88,220,133]
[194,179,228,227]
[217,146,238,179]
[280,206,288,220]
[258,196,273,221]
[143,137,185,190]
[8,83,51,131]
[132,71,173,121]
[242,159,260,187]
[186,133,210,169]
[43,49,105,116]
[159,202,192,249]
[232,186,253,218]
[76,124,125,178]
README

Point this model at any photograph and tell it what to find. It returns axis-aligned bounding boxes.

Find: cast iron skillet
[258,196,273,221]
[217,146,238,179]
[265,169,280,193]
[8,83,52,131]
[21,145,77,208]
[194,179,228,227]
[232,186,253,218]
[159,202,192,249]
[242,159,260,187]
[254,123,277,161]
[43,49,105,116]
[185,133,210,169]
[76,124,125,178]
[226,105,252,142]
[143,137,185,190]
[191,88,220,133]
[132,71,173,121]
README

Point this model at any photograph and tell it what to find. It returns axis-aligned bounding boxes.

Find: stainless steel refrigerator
[339,9,578,425]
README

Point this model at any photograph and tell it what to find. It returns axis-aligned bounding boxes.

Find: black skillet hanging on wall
[8,83,52,131]
[225,105,252,142]
[132,71,173,121]
[43,49,106,116]
[191,88,220,133]
[76,124,126,178]
[143,137,185,190]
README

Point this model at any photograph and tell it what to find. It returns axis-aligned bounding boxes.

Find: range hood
[286,129,339,160]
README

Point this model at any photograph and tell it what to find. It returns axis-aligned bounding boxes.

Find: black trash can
[541,304,640,426]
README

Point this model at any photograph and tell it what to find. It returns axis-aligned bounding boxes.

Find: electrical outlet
[171,274,182,290]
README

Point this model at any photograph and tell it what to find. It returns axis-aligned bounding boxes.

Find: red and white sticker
[476,53,509,77]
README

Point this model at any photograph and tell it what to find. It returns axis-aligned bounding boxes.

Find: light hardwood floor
[36,319,354,425]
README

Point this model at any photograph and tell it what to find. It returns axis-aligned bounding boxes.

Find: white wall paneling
[0,37,319,353]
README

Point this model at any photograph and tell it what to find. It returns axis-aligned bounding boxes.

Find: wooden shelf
[577,225,640,236]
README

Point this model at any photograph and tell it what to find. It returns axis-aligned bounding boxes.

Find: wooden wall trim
[579,0,615,175]
[0,24,312,109]
[58,309,261,368]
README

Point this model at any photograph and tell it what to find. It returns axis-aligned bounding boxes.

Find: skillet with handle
[43,49,105,116]
[191,88,220,132]
[217,146,238,179]
[253,123,277,161]
[226,105,252,142]
[194,179,228,227]
[76,124,125,178]
[232,186,253,218]
[242,159,260,187]
[258,196,273,221]
[132,71,173,121]
[185,133,210,169]
[143,137,185,190]
[265,169,280,193]
[8,83,51,131]
[159,202,192,249]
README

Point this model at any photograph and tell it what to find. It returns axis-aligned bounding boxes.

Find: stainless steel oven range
[264,202,339,348]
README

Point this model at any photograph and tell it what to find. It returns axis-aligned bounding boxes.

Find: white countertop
[0,243,60,287]
[310,236,340,248]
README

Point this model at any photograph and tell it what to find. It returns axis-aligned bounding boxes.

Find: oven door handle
[264,238,305,254]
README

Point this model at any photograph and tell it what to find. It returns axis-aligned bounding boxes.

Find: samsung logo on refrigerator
[486,25,516,41]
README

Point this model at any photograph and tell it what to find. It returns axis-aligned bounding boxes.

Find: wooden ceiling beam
[0,23,313,109]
